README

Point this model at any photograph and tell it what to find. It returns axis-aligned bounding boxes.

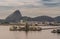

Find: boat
[9,26,42,31]
[9,23,42,31]
[51,29,60,33]
[9,26,17,31]
[57,29,60,33]
[51,29,57,33]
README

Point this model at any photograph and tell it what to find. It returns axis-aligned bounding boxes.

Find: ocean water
[0,25,60,39]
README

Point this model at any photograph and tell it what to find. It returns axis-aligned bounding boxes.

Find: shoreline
[0,24,59,26]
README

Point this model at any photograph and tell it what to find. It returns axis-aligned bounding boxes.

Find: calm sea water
[0,25,60,39]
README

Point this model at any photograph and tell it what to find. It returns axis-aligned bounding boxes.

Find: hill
[6,10,22,23]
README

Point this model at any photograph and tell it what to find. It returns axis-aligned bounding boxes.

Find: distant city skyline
[0,0,60,19]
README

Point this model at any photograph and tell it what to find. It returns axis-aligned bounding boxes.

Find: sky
[0,0,60,19]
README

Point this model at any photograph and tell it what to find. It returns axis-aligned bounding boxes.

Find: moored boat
[9,26,17,31]
[51,29,57,33]
[57,29,60,33]
[51,29,60,33]
[9,26,42,31]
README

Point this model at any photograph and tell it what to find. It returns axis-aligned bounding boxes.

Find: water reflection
[0,26,60,39]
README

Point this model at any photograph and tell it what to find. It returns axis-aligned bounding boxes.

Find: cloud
[0,0,39,6]
[41,0,60,7]
[0,0,60,7]
[0,6,60,19]
[20,7,60,17]
[0,0,60,19]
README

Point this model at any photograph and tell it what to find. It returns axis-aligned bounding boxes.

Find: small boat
[57,29,60,33]
[29,27,42,31]
[9,26,17,31]
[51,29,57,33]
[51,29,60,33]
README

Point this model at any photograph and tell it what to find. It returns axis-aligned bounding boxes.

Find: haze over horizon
[0,0,60,19]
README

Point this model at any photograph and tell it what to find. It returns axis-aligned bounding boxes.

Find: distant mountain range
[54,16,60,23]
[0,10,60,23]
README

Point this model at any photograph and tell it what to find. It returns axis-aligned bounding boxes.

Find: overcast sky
[0,0,60,19]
